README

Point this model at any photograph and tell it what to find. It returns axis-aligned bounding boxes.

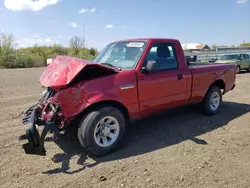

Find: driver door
[137,42,190,117]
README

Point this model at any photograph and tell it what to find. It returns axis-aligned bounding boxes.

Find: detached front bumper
[19,98,61,155]
[20,107,50,155]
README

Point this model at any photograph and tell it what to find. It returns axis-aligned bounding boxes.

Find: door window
[145,43,178,71]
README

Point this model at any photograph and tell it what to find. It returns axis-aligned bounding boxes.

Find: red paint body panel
[82,69,139,118]
[52,69,139,119]
[189,64,236,103]
[136,68,192,117]
[39,38,236,122]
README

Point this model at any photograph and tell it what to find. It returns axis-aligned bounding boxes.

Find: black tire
[202,86,222,116]
[77,106,126,157]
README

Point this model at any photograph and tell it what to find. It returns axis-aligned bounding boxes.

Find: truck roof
[112,38,180,43]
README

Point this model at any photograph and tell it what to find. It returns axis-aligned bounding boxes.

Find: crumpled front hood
[39,56,116,89]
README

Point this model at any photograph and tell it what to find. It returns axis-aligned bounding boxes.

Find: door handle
[177,74,183,80]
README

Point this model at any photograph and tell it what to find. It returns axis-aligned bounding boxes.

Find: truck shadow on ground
[42,101,250,174]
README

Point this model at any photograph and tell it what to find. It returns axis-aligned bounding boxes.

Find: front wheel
[77,106,126,157]
[202,86,222,116]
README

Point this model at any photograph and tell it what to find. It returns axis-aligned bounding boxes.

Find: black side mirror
[144,60,157,73]
[185,55,197,62]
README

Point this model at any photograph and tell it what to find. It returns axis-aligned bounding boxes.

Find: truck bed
[188,61,235,68]
[187,61,236,98]
[188,62,216,66]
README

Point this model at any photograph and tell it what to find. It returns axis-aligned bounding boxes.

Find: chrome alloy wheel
[209,91,220,111]
[94,116,120,147]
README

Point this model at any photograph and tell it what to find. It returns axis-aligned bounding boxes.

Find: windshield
[93,41,147,70]
[220,54,241,60]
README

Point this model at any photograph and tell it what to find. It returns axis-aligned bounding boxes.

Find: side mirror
[144,60,157,73]
[185,55,197,62]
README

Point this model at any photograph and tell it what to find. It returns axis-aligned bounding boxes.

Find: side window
[244,54,250,59]
[145,43,178,71]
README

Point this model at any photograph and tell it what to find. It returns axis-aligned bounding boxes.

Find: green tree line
[0,33,99,68]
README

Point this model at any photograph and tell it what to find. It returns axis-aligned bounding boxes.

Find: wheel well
[79,100,130,121]
[210,79,225,93]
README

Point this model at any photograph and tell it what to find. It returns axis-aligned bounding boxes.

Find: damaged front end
[20,88,66,155]
[19,56,118,155]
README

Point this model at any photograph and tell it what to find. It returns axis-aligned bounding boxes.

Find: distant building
[181,43,211,52]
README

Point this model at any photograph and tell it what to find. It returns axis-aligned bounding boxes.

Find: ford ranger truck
[20,38,236,157]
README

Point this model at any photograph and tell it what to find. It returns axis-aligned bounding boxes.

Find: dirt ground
[0,67,250,188]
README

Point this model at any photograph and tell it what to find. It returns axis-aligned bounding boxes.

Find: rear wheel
[202,86,222,116]
[77,106,126,157]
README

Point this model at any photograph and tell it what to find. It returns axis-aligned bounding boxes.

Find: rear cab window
[143,43,179,71]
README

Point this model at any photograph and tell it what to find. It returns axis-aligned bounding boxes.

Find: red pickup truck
[20,38,236,157]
